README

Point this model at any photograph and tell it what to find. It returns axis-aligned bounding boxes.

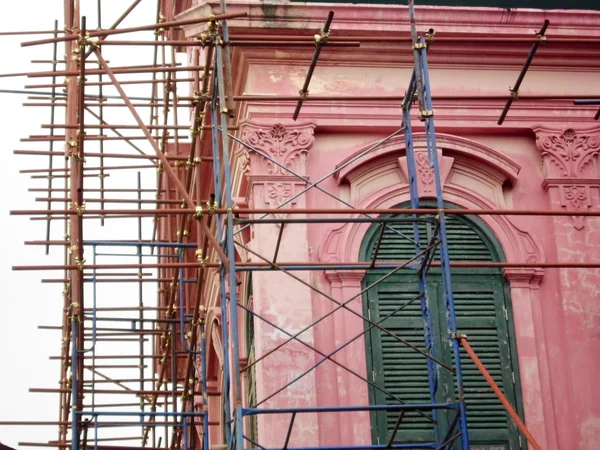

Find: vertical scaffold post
[402,67,440,442]
[214,24,245,450]
[415,32,471,450]
[210,37,233,450]
[407,1,469,447]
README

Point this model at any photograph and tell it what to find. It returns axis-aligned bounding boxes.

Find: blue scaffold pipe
[215,41,245,450]
[178,249,201,355]
[80,245,98,353]
[243,442,437,450]
[402,75,440,442]
[418,36,470,450]
[243,403,457,416]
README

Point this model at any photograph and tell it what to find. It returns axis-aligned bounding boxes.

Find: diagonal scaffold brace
[91,47,229,268]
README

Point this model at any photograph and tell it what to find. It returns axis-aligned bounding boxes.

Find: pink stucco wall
[178,2,600,449]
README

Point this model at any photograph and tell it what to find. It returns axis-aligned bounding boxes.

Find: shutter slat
[366,211,517,447]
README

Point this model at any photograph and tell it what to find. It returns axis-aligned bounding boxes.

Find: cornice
[240,103,600,131]
[180,0,600,37]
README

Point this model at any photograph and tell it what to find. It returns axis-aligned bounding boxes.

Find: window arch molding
[317,134,555,448]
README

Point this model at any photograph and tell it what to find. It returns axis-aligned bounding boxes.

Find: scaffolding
[3,1,600,450]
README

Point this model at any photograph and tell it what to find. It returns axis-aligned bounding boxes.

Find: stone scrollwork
[535,127,600,230]
[241,122,316,177]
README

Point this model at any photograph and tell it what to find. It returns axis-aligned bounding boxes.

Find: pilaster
[239,121,319,447]
[535,127,600,230]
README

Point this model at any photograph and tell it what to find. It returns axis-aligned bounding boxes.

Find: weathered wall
[176,2,600,448]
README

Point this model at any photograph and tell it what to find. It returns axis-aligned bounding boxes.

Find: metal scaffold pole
[0,0,571,449]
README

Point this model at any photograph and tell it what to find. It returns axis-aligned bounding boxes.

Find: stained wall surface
[177,2,600,448]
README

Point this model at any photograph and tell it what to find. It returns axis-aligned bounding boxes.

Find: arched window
[360,202,524,449]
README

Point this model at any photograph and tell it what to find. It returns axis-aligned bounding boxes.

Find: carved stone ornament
[241,122,316,177]
[398,149,454,197]
[265,182,294,219]
[535,127,600,230]
[537,128,600,178]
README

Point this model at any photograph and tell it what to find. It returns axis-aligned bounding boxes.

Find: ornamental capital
[534,127,600,230]
[534,127,600,179]
[240,121,316,177]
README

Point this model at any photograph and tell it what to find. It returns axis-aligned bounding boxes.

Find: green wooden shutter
[366,276,435,443]
[364,214,523,449]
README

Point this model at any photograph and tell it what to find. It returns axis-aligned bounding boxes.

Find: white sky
[0,1,189,447]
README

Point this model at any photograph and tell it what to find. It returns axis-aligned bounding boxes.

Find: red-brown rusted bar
[19,443,70,448]
[93,48,229,266]
[26,77,194,89]
[12,261,600,270]
[459,337,542,450]
[30,174,109,179]
[96,39,359,47]
[35,197,190,204]
[48,34,600,45]
[23,135,188,142]
[23,102,195,108]
[0,30,66,36]
[29,188,162,192]
[27,65,205,78]
[43,124,191,130]
[0,420,207,426]
[81,307,169,311]
[22,165,156,174]
[20,444,160,449]
[16,150,204,161]
[31,60,68,64]
[30,215,150,221]
[21,11,248,46]
[26,240,70,245]
[11,207,600,217]
[229,33,600,44]
[173,94,600,102]
[42,278,195,283]
[25,240,173,246]
[50,355,185,360]
[0,71,30,78]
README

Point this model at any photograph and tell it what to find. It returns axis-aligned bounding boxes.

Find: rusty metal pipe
[459,337,542,450]
[21,12,248,47]
[93,48,229,267]
[11,207,600,216]
[13,261,600,271]
[27,65,205,78]
[26,77,194,89]
[16,150,201,161]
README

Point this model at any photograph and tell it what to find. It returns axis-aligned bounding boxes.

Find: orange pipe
[459,337,542,450]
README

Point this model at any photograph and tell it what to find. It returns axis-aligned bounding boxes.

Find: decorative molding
[239,121,316,219]
[398,150,454,197]
[503,268,544,288]
[324,269,365,287]
[177,1,600,42]
[336,133,520,186]
[240,121,316,177]
[535,127,600,230]
[536,128,600,178]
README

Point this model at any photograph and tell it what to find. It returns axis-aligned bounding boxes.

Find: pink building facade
[170,2,600,449]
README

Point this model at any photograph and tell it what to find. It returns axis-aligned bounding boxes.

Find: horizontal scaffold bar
[12,261,600,270]
[243,403,457,415]
[11,207,600,217]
